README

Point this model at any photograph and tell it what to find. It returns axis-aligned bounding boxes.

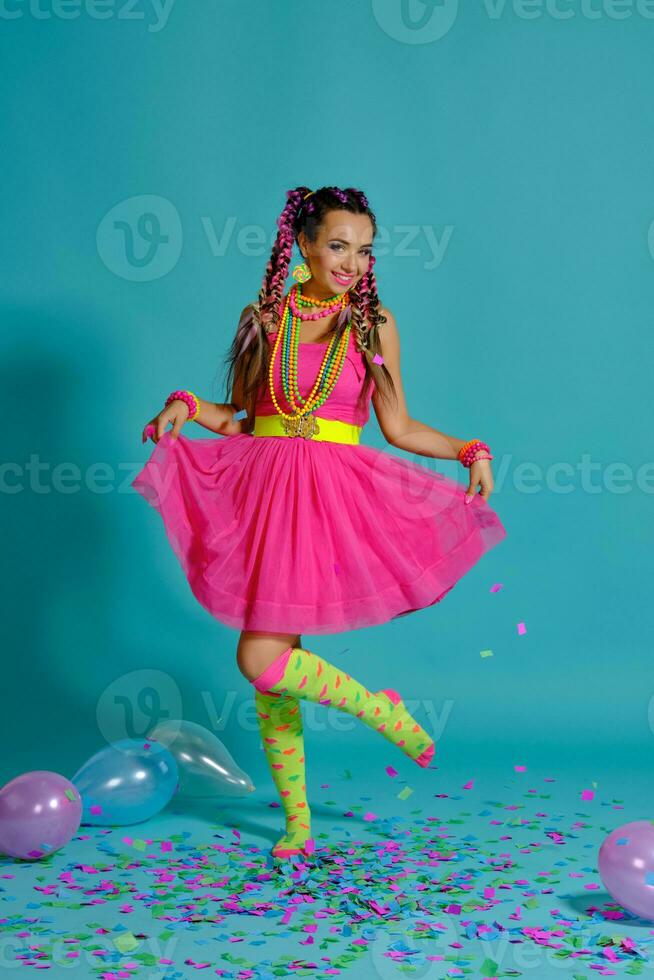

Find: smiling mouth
[332,272,354,282]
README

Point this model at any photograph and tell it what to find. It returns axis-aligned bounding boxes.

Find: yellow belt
[253,414,361,445]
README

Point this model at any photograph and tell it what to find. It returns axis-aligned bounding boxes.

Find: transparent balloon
[147,719,255,798]
[72,738,179,825]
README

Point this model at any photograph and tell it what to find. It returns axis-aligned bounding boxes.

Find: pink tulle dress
[131,328,507,635]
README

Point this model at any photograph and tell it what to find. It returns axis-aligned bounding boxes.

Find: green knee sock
[252,645,435,768]
[254,687,314,858]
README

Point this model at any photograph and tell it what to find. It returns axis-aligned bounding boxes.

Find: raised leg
[250,643,435,768]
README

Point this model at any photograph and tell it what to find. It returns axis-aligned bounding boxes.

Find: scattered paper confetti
[1,766,651,979]
[480,649,493,658]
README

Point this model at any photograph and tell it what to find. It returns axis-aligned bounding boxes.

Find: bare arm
[192,398,246,436]
[371,307,467,460]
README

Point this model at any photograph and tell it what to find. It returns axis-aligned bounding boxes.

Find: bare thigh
[236,630,303,682]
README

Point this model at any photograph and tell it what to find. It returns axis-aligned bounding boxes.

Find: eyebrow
[329,238,373,247]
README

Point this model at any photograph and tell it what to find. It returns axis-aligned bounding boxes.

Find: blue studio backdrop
[2,6,654,970]
[2,1,652,779]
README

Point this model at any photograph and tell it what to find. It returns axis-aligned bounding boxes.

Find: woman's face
[298,210,374,300]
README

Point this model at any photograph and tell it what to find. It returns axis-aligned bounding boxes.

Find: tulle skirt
[131,430,507,635]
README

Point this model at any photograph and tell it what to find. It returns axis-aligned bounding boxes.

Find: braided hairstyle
[220,185,397,427]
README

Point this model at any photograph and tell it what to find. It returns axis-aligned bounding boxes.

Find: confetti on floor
[1,766,653,979]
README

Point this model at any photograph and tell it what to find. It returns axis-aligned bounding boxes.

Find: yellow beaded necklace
[267,287,352,439]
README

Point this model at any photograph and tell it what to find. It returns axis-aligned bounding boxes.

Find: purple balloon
[0,770,82,861]
[598,820,654,920]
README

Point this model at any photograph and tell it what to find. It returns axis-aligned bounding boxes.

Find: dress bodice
[254,328,376,427]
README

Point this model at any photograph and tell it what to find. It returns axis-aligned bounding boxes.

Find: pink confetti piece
[514,765,526,772]
[372,353,384,365]
[90,805,103,815]
[490,583,503,592]
[581,789,595,801]
[517,622,527,635]
[363,812,378,821]
[462,780,474,790]
[385,766,399,777]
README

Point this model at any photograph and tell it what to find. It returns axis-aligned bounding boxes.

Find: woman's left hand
[464,457,494,504]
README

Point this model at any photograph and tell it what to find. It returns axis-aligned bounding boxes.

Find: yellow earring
[292,261,311,283]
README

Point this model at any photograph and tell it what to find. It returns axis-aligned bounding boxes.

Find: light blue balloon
[72,738,179,825]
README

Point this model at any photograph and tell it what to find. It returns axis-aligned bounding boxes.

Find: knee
[236,645,259,681]
[236,633,301,682]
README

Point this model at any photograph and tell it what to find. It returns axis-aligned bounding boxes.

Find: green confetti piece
[480,649,493,658]
[113,931,139,953]
[132,838,146,851]
[397,786,414,800]
[480,959,498,975]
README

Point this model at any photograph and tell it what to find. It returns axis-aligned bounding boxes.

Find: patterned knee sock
[254,687,315,858]
[252,646,435,768]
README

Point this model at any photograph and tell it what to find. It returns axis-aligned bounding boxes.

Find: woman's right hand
[142,399,190,444]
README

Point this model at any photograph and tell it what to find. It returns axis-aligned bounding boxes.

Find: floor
[2,740,653,979]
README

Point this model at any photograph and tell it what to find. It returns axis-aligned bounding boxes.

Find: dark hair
[218,185,398,428]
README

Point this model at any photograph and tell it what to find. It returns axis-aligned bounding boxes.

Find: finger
[480,481,492,500]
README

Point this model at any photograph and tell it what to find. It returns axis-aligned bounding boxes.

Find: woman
[133,185,506,858]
